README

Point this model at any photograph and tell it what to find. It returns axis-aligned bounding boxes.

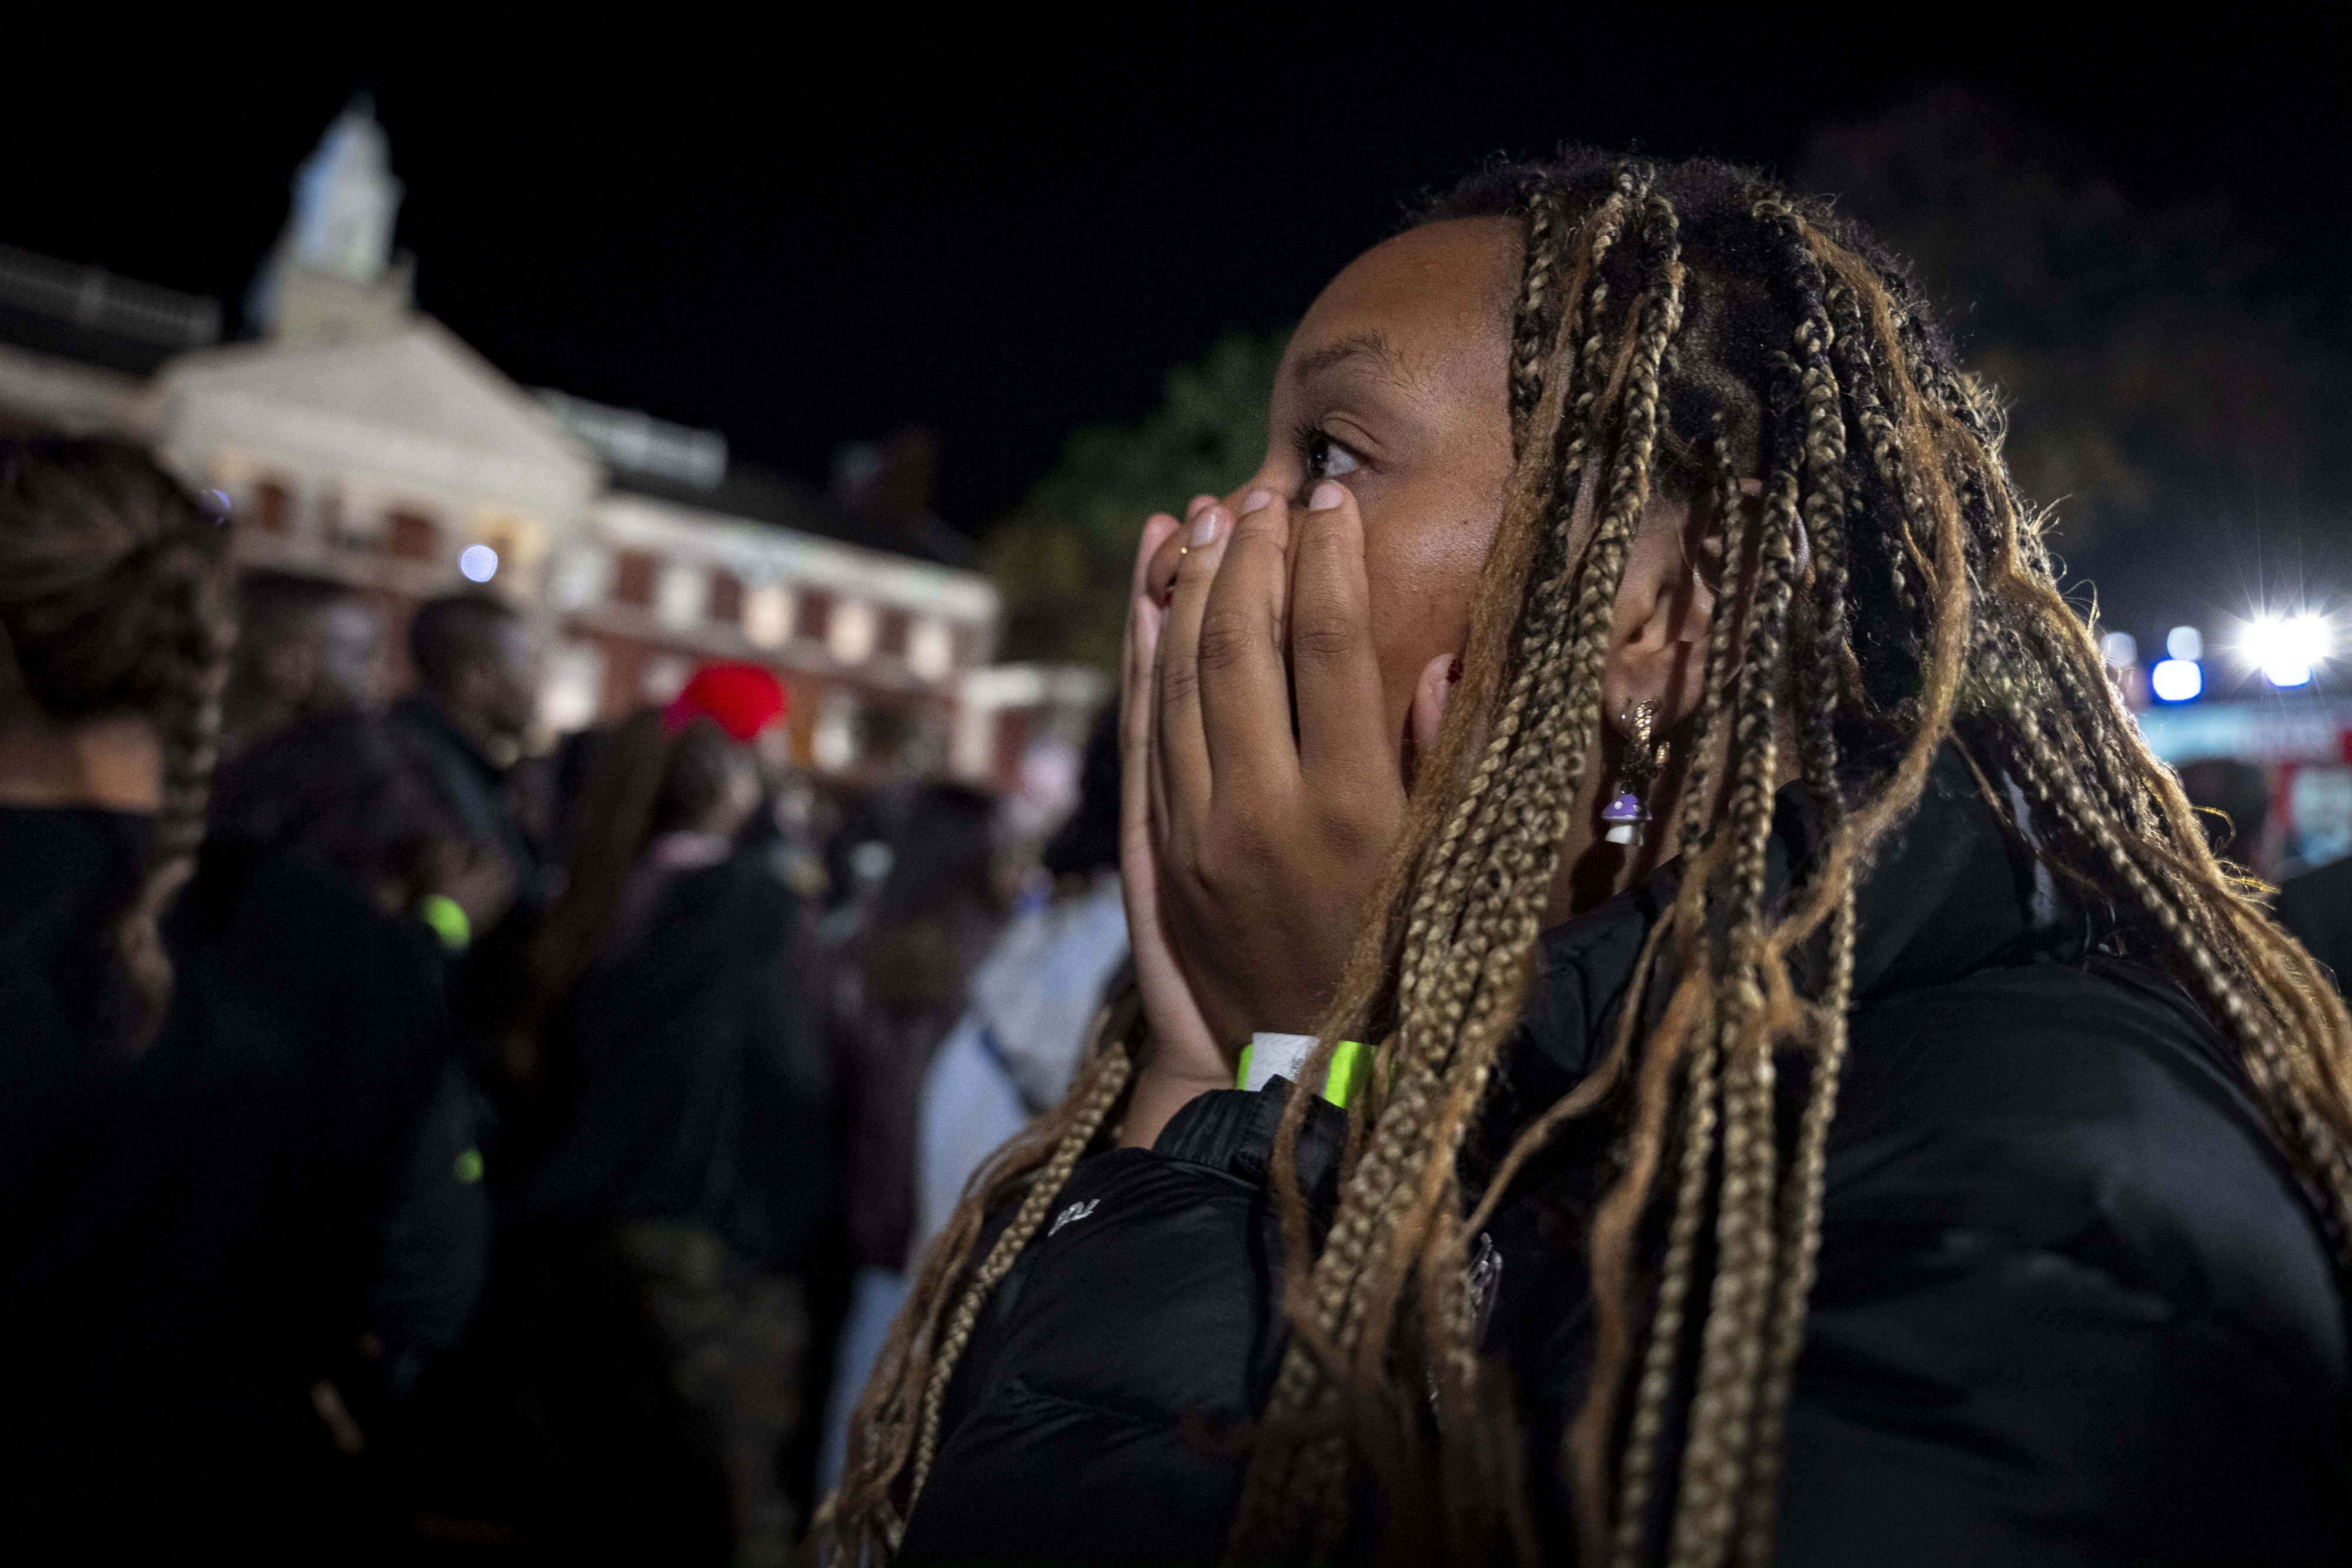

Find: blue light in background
[2150,658,2203,703]
[2267,660,2315,689]
[459,544,499,583]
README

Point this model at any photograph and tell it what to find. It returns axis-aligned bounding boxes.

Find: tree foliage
[989,330,1285,671]
[1798,88,2351,570]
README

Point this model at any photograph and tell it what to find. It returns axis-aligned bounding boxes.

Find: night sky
[8,19,2341,534]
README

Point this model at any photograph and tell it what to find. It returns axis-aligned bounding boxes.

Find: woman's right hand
[1118,502,1233,1149]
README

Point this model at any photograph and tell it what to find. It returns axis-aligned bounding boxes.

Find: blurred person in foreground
[208,711,515,1405]
[512,664,831,1566]
[217,569,385,757]
[814,780,1006,1499]
[393,591,557,1115]
[0,441,443,1562]
[392,590,547,908]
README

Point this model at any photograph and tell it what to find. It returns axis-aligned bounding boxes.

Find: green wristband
[1236,1035,1369,1106]
[416,893,472,952]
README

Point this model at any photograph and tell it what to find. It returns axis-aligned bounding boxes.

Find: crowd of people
[8,139,2352,1568]
[0,438,1127,1564]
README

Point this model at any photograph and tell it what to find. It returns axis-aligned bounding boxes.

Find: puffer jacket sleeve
[895,1084,1346,1568]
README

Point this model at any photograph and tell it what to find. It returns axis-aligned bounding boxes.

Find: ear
[1405,650,1458,784]
[1599,479,1764,735]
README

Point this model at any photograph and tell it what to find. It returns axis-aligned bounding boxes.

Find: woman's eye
[1305,430,1362,481]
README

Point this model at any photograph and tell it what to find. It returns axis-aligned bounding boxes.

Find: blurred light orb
[2150,658,2203,703]
[2166,625,2202,661]
[2100,631,2138,667]
[459,544,500,583]
[2267,661,2316,688]
[2243,611,2330,688]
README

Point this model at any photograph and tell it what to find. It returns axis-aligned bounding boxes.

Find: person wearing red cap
[664,661,789,744]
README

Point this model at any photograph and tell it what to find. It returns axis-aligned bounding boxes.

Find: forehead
[1286,217,1520,383]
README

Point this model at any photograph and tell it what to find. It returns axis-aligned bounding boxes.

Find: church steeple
[290,96,403,283]
[246,96,416,346]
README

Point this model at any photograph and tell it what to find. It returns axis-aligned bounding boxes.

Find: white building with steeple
[0,102,1101,785]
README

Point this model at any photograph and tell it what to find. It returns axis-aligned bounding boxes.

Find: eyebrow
[1289,330,1415,387]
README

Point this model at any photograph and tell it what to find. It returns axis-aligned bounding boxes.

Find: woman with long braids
[827,152,2351,1564]
[0,440,445,1559]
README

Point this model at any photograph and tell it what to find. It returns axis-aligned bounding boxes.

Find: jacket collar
[1509,742,2112,1096]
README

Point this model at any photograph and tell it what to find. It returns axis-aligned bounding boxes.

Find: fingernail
[1191,508,1221,547]
[1310,481,1345,510]
[1243,489,1273,514]
[1447,658,1462,684]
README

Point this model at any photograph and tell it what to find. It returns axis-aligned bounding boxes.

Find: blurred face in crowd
[230,596,385,736]
[305,599,388,712]
[1147,217,1522,751]
[469,617,542,740]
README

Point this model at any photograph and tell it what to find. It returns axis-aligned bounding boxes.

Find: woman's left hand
[1147,482,1409,1047]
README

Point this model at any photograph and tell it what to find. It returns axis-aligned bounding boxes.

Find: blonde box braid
[0,439,233,1051]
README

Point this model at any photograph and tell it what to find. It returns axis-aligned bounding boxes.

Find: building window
[744,584,793,648]
[707,571,744,625]
[828,599,877,664]
[813,689,861,773]
[613,550,657,607]
[388,510,437,562]
[642,652,693,703]
[541,640,606,732]
[655,564,703,629]
[799,590,831,644]
[600,639,646,714]
[252,479,292,533]
[878,608,910,659]
[907,617,953,681]
[547,549,610,612]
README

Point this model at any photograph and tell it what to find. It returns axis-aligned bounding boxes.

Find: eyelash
[1291,422,1363,488]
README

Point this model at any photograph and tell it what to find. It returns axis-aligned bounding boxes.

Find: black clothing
[373,1056,499,1369]
[513,847,833,1561]
[898,753,2349,1566]
[532,847,832,1273]
[0,807,445,1561]
[390,692,540,894]
[2279,855,2352,996]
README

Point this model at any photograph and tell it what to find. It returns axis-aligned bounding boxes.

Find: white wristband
[1241,1032,1319,1093]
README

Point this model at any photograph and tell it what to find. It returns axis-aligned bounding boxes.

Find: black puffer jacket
[898,751,2349,1566]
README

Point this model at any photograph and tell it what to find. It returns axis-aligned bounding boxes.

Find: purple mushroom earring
[1601,698,1667,847]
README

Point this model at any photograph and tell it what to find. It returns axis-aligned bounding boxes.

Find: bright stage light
[2167,625,2202,661]
[2150,658,2203,703]
[459,544,500,583]
[2242,611,2331,688]
[2100,631,2137,667]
